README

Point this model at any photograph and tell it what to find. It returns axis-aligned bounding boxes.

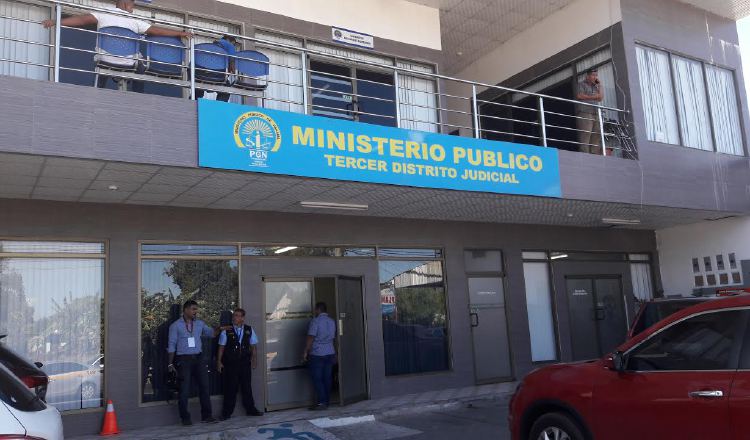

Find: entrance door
[468,277,513,383]
[566,276,627,360]
[246,258,374,411]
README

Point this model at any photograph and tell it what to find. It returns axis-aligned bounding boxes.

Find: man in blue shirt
[167,300,227,425]
[303,302,337,410]
[196,35,238,102]
[217,308,263,419]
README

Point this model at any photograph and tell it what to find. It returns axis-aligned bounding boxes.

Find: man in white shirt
[43,0,192,90]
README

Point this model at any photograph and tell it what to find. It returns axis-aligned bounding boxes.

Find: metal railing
[0,0,635,158]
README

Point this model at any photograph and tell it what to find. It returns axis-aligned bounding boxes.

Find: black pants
[195,89,230,102]
[222,359,256,417]
[176,355,212,422]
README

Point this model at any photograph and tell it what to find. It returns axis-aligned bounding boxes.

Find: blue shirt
[215,38,237,56]
[218,326,259,346]
[308,313,336,356]
[168,317,214,355]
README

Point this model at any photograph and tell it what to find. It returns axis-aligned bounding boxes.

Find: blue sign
[198,100,561,197]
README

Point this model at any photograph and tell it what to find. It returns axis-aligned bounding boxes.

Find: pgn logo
[249,150,268,161]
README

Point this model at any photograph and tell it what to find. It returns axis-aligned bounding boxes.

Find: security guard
[217,308,263,419]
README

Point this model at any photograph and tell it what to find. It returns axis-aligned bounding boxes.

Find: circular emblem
[233,111,282,152]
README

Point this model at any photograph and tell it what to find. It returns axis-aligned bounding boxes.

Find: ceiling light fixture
[602,217,641,225]
[274,246,298,254]
[299,201,369,211]
[550,253,568,260]
[108,185,119,191]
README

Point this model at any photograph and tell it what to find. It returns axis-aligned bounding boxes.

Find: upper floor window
[635,44,744,155]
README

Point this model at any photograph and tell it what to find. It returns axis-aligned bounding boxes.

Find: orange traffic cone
[100,400,120,436]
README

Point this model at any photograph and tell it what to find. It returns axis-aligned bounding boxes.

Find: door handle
[594,307,606,321]
[689,390,724,399]
[339,319,344,336]
[470,312,479,328]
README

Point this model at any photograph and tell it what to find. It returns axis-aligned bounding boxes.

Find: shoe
[201,417,218,424]
[247,409,264,416]
[181,419,193,426]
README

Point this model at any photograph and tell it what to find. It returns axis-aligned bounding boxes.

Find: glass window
[631,263,654,302]
[629,254,650,261]
[380,260,449,376]
[522,251,548,260]
[627,310,744,371]
[0,364,45,412]
[523,262,557,362]
[692,258,700,273]
[141,244,238,256]
[140,259,239,403]
[729,253,738,270]
[720,273,729,285]
[241,246,375,258]
[378,248,442,259]
[717,255,725,271]
[704,256,712,272]
[706,66,744,155]
[0,1,51,81]
[464,250,503,273]
[0,253,105,412]
[707,274,717,286]
[671,55,713,150]
[0,241,104,254]
[635,45,679,144]
[695,275,704,287]
[733,272,742,284]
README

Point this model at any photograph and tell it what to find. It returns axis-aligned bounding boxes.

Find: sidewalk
[68,382,517,440]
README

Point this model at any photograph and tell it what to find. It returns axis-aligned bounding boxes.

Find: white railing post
[598,108,606,156]
[189,38,196,100]
[300,52,308,114]
[472,84,480,139]
[53,3,62,82]
[394,70,401,128]
[539,96,547,147]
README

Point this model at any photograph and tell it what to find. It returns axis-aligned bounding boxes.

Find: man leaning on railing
[575,68,604,155]
[42,0,192,92]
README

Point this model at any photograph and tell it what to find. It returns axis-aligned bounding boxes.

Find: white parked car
[0,362,63,440]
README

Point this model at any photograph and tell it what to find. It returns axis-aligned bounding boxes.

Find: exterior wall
[657,216,750,295]
[0,198,657,436]
[145,0,443,65]
[212,0,441,50]
[619,0,750,212]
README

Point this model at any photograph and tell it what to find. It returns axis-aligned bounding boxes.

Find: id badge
[187,337,196,348]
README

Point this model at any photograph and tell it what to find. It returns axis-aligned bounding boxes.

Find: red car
[510,295,750,440]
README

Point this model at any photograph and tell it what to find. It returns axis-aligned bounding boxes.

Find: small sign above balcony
[332,27,374,49]
[197,100,561,198]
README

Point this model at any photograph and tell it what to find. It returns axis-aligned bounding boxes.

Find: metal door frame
[249,257,373,411]
[565,275,628,358]
[335,275,369,405]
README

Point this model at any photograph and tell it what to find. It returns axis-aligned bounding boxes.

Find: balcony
[0,0,633,159]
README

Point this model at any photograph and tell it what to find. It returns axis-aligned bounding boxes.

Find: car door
[592,309,747,440]
[729,314,750,439]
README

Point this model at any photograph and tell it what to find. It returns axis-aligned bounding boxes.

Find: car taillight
[20,375,47,389]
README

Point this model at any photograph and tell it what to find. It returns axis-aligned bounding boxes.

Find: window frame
[0,237,107,414]
[634,41,746,155]
[623,308,750,372]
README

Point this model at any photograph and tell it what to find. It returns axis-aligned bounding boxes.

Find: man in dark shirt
[575,68,604,155]
[195,35,238,102]
[217,308,263,419]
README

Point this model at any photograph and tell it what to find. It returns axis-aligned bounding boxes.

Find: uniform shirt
[308,313,336,356]
[215,38,237,56]
[91,6,152,66]
[167,317,214,355]
[218,325,259,346]
[576,80,601,115]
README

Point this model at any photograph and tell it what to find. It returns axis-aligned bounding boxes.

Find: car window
[0,363,45,412]
[628,310,746,371]
[632,300,707,336]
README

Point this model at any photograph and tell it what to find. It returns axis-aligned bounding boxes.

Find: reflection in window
[379,260,449,376]
[140,259,238,403]
[0,254,104,412]
[628,310,743,371]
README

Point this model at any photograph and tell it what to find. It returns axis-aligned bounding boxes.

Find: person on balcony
[42,0,192,92]
[575,68,604,155]
[195,35,239,102]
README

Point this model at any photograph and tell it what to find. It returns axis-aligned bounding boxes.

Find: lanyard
[185,319,194,335]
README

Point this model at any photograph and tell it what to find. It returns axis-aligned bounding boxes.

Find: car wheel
[529,412,585,440]
[80,382,97,401]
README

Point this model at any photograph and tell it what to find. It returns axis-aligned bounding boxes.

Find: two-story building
[1,0,749,435]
